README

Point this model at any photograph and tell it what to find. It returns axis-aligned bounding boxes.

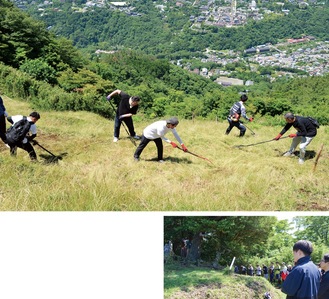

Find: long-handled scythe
[176,145,214,165]
[234,136,289,148]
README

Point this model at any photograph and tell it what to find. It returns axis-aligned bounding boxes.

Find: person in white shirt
[6,111,40,160]
[133,117,188,163]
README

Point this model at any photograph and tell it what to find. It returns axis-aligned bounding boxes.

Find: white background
[0,212,163,299]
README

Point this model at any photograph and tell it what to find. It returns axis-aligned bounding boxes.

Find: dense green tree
[19,58,57,84]
[164,216,277,265]
[294,217,329,246]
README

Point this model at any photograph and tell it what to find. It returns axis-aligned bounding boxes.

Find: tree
[294,217,329,246]
[164,216,276,265]
[19,58,57,84]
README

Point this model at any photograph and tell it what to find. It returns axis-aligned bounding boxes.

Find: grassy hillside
[164,264,285,299]
[0,96,328,211]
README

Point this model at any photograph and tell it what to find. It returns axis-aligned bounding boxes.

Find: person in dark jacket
[107,89,141,143]
[281,240,320,299]
[318,253,329,299]
[274,112,318,164]
[225,94,254,137]
[6,112,40,161]
[0,95,8,143]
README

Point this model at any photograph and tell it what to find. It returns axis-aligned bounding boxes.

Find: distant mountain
[16,0,329,58]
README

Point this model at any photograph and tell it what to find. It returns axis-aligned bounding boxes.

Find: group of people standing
[235,240,329,299]
[235,261,292,284]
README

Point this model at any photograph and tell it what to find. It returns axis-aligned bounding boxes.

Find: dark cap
[166,117,179,125]
[29,111,41,119]
[293,240,313,255]
[284,112,295,120]
[240,94,248,101]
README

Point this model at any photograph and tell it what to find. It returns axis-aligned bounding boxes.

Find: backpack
[307,116,320,128]
[5,116,32,144]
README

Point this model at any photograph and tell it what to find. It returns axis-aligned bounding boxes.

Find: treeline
[1,0,329,125]
[164,216,329,268]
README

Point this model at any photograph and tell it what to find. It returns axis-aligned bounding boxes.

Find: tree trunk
[187,232,204,264]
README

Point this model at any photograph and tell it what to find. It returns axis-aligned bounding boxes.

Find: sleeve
[240,104,250,120]
[0,97,5,113]
[160,131,183,144]
[7,116,14,124]
[279,123,293,135]
[161,136,170,143]
[281,268,303,296]
[172,129,183,144]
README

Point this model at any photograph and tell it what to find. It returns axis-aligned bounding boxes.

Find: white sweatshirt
[143,120,183,144]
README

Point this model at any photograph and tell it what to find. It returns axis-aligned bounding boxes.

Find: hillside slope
[0,96,328,211]
[164,265,285,299]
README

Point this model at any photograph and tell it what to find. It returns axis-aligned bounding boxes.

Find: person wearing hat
[281,240,320,299]
[274,112,318,164]
[106,89,141,143]
[225,94,254,137]
[318,253,329,299]
[6,111,41,161]
[133,117,188,162]
[0,95,9,143]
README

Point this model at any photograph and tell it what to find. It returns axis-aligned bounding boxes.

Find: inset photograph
[164,215,329,299]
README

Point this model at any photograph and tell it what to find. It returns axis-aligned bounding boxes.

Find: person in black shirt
[318,253,329,299]
[263,264,269,280]
[107,89,141,143]
[274,112,318,164]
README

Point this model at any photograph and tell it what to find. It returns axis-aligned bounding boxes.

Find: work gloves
[31,140,38,145]
[106,95,111,101]
[289,133,297,138]
[274,134,282,140]
[170,141,178,148]
[181,144,188,152]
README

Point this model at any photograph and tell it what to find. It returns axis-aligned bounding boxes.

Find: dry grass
[1,96,328,211]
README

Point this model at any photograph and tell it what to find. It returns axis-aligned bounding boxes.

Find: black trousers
[0,114,6,142]
[225,118,246,136]
[9,141,37,160]
[114,115,135,138]
[134,136,163,161]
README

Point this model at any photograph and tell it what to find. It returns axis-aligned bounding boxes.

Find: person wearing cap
[281,240,320,299]
[274,112,318,164]
[0,95,9,143]
[133,117,188,162]
[106,89,141,143]
[318,253,329,299]
[6,111,41,161]
[225,94,254,137]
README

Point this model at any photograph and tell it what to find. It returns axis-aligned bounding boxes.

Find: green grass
[1,96,328,211]
[164,263,285,299]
